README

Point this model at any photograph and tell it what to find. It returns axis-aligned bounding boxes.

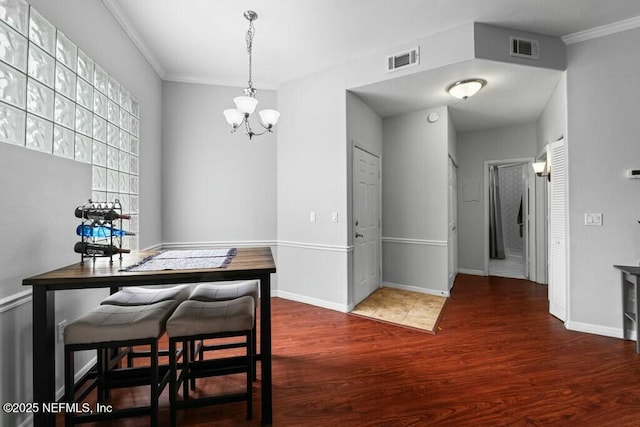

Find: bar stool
[189,280,259,378]
[63,300,178,426]
[167,296,255,426]
[101,284,191,307]
[100,284,191,366]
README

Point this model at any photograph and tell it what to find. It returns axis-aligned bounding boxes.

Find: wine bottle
[76,224,136,238]
[74,242,131,256]
[75,207,131,221]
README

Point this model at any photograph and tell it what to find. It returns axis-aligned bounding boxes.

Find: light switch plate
[309,211,316,223]
[584,213,603,227]
[331,211,338,223]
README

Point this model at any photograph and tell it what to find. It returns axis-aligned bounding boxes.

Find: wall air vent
[510,36,539,59]
[386,47,420,72]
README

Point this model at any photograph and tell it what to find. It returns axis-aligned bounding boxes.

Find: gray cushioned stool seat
[167,296,255,425]
[189,280,258,305]
[101,284,190,306]
[64,299,178,426]
[166,296,254,338]
[65,300,178,345]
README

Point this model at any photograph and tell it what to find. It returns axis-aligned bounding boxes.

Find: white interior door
[353,147,381,305]
[548,138,567,321]
[448,158,458,289]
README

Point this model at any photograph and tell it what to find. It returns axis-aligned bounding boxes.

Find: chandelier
[223,10,280,140]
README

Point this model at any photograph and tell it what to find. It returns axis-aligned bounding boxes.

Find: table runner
[124,248,237,272]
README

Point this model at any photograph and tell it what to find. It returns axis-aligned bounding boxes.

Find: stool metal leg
[150,340,159,427]
[64,346,74,427]
[252,318,257,381]
[190,340,197,390]
[183,340,189,400]
[247,330,253,420]
[169,339,177,427]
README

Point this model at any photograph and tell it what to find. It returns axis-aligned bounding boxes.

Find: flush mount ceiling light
[223,10,280,140]
[446,79,487,100]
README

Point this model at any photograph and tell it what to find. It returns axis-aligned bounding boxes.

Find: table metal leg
[32,287,56,427]
[635,279,640,354]
[259,274,272,425]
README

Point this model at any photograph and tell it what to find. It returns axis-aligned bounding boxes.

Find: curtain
[489,165,505,259]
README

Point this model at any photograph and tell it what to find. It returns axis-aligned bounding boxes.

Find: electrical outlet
[57,320,67,343]
[584,213,603,227]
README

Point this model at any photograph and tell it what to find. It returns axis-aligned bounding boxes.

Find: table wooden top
[23,247,276,289]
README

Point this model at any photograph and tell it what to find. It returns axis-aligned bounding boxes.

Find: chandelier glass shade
[223,10,280,139]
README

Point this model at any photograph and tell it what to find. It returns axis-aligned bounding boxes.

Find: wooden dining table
[23,246,276,426]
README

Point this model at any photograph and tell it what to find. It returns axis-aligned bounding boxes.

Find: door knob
[355,233,364,238]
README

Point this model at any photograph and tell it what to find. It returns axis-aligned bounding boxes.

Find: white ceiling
[351,59,563,132]
[106,0,640,131]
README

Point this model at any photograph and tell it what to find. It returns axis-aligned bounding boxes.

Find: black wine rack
[75,199,130,264]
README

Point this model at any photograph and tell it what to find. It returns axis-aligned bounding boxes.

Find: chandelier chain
[246,19,255,90]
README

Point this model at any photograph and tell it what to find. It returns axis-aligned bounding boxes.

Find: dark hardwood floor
[58,274,640,426]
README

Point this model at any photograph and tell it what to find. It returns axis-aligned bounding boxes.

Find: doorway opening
[484,158,536,280]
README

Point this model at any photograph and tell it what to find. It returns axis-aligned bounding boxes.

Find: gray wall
[161,82,277,245]
[382,106,450,295]
[474,23,567,71]
[536,74,567,153]
[566,28,640,334]
[457,123,537,273]
[0,1,163,425]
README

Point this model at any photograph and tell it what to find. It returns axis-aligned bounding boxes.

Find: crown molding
[164,73,279,91]
[102,0,167,79]
[562,15,640,45]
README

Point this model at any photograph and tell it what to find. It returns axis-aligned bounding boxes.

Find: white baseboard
[274,290,350,313]
[458,268,485,276]
[12,355,97,427]
[382,281,450,298]
[18,414,33,427]
[55,356,98,400]
[565,320,624,339]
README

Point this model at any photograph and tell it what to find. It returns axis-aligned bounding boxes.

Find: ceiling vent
[510,36,539,59]
[386,47,420,72]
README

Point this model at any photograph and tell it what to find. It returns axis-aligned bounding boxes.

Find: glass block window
[0,0,140,249]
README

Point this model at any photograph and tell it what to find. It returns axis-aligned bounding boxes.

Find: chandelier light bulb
[233,96,259,115]
[223,109,244,127]
[259,109,280,127]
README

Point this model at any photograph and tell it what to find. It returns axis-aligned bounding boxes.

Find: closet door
[548,138,567,321]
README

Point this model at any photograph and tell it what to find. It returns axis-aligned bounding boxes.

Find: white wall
[457,123,537,273]
[346,92,383,305]
[161,82,277,246]
[382,106,450,296]
[565,27,640,336]
[0,1,163,424]
[277,24,475,310]
[535,73,567,284]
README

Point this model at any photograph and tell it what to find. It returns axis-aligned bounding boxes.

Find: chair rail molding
[278,241,353,253]
[382,237,447,246]
[0,289,32,314]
